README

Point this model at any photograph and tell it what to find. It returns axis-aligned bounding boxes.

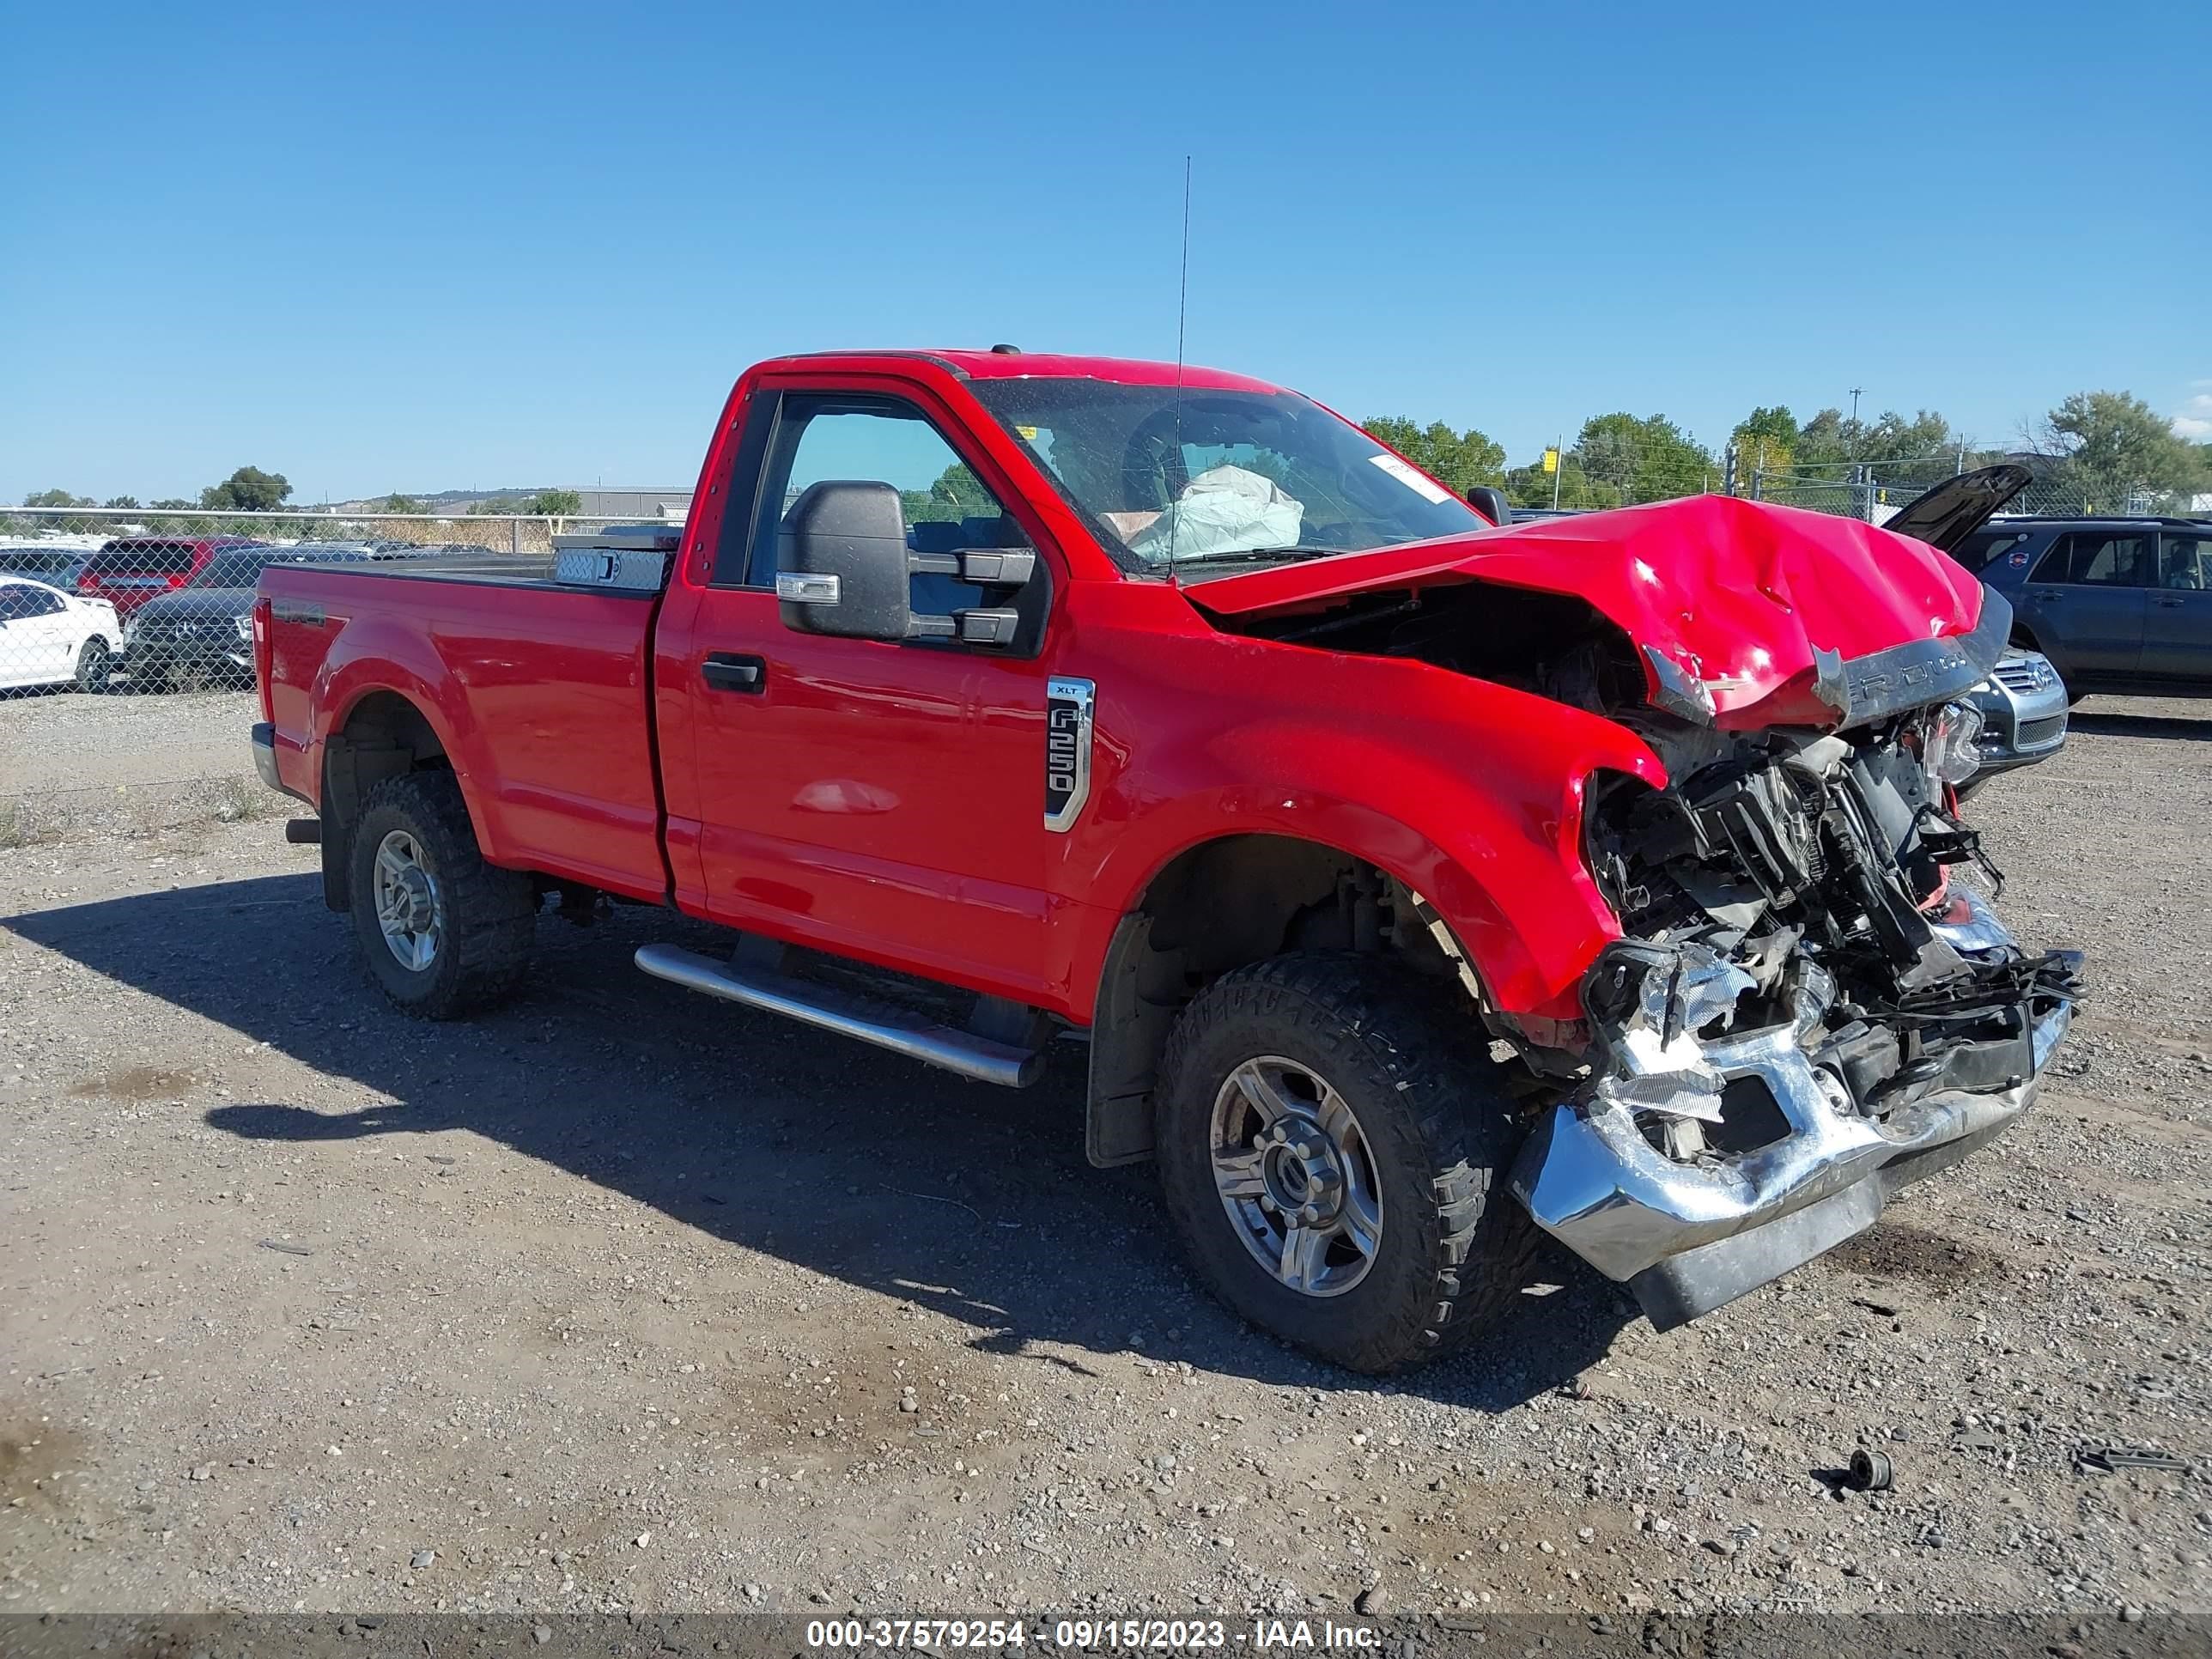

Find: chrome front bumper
[1510,890,2074,1328]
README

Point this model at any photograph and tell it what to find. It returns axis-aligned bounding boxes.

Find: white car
[0,576,122,692]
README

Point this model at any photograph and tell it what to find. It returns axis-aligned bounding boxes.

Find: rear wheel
[1153,953,1538,1373]
[349,770,536,1018]
[74,637,112,692]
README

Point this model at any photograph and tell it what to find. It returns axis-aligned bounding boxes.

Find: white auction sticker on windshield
[1369,453,1454,505]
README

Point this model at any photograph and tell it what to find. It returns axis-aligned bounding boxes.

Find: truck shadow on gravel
[2065,708,2212,741]
[5,872,1626,1409]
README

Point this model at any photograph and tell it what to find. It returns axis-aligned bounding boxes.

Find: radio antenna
[1167,155,1191,586]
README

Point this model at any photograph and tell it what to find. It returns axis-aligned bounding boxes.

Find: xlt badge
[1044,677,1095,833]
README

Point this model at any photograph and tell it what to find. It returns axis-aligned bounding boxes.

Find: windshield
[966,379,1489,580]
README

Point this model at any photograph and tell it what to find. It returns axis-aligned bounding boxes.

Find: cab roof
[756,349,1287,395]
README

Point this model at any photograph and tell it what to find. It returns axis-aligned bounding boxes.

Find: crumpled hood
[1182,495,2002,729]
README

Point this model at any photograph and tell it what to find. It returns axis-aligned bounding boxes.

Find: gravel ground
[0,696,2207,1631]
[0,689,273,843]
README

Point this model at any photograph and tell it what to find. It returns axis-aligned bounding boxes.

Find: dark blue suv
[1954,516,2212,699]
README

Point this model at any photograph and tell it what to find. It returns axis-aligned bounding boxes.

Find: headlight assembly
[1924,701,1985,787]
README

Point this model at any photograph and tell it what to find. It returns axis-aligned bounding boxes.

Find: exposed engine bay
[1223,579,2078,1119]
[1580,716,2081,1144]
[1214,572,2081,1327]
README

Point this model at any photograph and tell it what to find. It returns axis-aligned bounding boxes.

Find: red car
[79,534,264,618]
[254,349,2079,1371]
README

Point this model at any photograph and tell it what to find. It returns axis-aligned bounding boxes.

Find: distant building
[574,489,691,521]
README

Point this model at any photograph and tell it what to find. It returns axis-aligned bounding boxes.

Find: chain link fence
[0,507,643,846]
[1747,459,2199,523]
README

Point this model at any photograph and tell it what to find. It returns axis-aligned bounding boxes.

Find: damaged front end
[1510,689,2081,1328]
[1181,484,2081,1325]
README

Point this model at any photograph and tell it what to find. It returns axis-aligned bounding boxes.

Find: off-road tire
[1154,952,1539,1373]
[74,638,112,692]
[349,770,535,1018]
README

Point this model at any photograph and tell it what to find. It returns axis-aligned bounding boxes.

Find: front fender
[1055,659,1664,1034]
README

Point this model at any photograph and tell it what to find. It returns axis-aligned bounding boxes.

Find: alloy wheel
[1208,1054,1383,1297]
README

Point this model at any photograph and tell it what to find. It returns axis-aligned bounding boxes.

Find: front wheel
[1153,954,1538,1373]
[75,637,114,692]
[349,770,536,1018]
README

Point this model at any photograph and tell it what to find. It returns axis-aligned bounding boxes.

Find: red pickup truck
[253,349,2078,1371]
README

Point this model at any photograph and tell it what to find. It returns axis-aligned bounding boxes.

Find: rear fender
[313,624,498,905]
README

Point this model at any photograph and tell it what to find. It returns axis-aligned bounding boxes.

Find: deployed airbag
[1127,465,1304,565]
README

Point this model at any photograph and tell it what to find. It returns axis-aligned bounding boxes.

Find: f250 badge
[1044,677,1095,833]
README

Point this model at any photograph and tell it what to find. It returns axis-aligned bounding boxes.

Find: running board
[634,944,1044,1088]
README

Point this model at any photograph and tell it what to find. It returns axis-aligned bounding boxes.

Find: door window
[742,396,1023,611]
[1950,529,2032,574]
[0,584,62,619]
[2029,532,2151,586]
[2158,535,2209,591]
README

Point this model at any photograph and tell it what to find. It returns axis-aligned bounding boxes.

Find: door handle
[2154,596,2185,608]
[702,652,765,693]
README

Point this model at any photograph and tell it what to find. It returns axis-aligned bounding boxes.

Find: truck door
[659,382,1062,1007]
[2020,530,2150,681]
[2143,530,2212,684]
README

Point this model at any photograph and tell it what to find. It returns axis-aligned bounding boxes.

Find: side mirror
[777,479,1039,648]
[1465,485,1513,527]
[776,481,913,641]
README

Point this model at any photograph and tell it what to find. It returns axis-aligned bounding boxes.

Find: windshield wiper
[1164,545,1330,568]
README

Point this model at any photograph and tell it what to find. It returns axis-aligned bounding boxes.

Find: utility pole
[1848,388,1869,519]
[1552,435,1563,511]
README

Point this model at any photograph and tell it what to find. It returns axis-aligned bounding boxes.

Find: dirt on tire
[1153,953,1540,1374]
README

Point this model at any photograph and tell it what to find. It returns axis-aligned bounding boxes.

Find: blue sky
[3,0,2206,505]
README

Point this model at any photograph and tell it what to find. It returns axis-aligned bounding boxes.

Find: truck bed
[260,555,672,902]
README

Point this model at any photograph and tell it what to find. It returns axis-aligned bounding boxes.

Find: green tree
[149,498,193,510]
[1794,407,1963,470]
[381,494,427,514]
[1730,405,1797,483]
[2038,390,2207,512]
[1360,416,1506,495]
[198,466,292,511]
[1570,413,1713,505]
[526,489,583,516]
[902,463,994,524]
[102,495,141,510]
[1504,453,1603,508]
[470,498,520,515]
[22,488,93,507]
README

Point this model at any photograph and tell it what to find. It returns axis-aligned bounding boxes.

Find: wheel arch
[1083,830,1494,1168]
[2002,616,2080,694]
[318,687,464,911]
